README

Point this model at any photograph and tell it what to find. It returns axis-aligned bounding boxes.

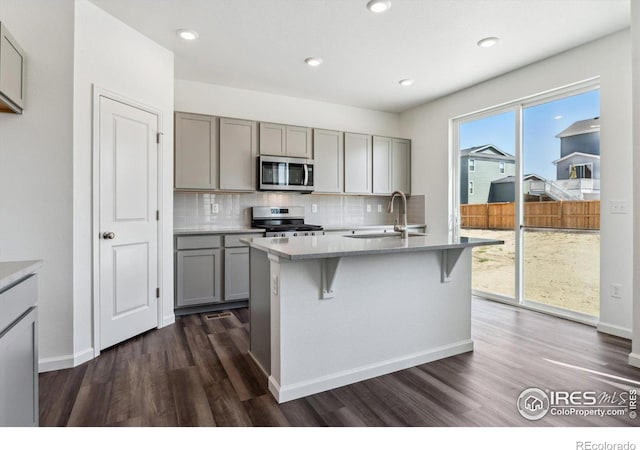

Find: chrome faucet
[387,190,408,238]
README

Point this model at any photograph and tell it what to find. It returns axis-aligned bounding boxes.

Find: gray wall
[560,132,600,158]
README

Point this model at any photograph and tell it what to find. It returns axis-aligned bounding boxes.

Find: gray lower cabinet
[175,233,262,311]
[224,247,250,301]
[313,129,344,193]
[176,248,222,307]
[0,22,25,114]
[0,274,38,427]
[344,132,373,194]
[219,118,258,191]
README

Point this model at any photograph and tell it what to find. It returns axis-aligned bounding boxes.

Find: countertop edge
[247,238,503,261]
[174,228,266,235]
[0,260,43,292]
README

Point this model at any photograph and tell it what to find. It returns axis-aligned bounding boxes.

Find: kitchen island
[245,233,502,403]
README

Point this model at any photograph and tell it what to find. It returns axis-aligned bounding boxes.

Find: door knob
[102,231,116,240]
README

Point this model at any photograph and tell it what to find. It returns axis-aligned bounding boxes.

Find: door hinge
[156,210,160,221]
[156,132,162,144]
[156,287,160,298]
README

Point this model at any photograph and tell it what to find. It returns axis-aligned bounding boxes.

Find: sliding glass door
[458,110,517,301]
[455,83,601,318]
[522,90,600,316]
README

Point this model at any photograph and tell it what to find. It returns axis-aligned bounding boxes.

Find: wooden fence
[461,200,600,230]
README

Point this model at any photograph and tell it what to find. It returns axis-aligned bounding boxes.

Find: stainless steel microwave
[258,155,314,192]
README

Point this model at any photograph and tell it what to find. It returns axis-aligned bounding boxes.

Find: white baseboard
[269,339,474,403]
[596,322,632,339]
[38,347,95,373]
[162,314,175,327]
[629,353,640,368]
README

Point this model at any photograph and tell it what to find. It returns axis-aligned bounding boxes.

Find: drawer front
[176,235,222,250]
[224,233,263,248]
[0,275,37,335]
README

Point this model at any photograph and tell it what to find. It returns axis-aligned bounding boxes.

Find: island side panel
[249,247,271,373]
[273,249,473,402]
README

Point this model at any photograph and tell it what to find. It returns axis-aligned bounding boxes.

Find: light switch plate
[311,204,318,213]
[377,204,383,213]
[212,203,219,213]
[609,200,628,214]
[366,204,371,213]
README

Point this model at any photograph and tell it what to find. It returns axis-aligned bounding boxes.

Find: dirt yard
[463,228,600,316]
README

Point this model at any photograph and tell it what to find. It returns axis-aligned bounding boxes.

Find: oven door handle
[303,164,309,186]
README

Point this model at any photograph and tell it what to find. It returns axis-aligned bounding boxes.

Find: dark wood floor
[39,299,640,426]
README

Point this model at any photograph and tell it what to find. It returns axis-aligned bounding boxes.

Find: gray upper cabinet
[313,129,344,193]
[175,112,218,189]
[392,138,411,194]
[344,132,372,194]
[373,136,411,195]
[259,122,312,158]
[259,122,286,156]
[286,125,313,158]
[0,22,25,114]
[220,117,258,190]
[372,136,392,194]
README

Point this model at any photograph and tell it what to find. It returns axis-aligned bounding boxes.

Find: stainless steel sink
[344,232,428,239]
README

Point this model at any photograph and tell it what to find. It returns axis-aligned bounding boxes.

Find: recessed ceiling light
[304,57,323,67]
[177,29,199,41]
[477,37,499,48]
[398,79,414,87]
[367,0,391,13]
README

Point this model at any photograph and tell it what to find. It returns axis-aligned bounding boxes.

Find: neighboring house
[488,174,546,203]
[552,117,601,200]
[460,145,515,204]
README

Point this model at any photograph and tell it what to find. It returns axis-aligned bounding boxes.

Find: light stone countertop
[174,227,266,235]
[0,260,43,292]
[243,234,502,260]
[322,224,427,232]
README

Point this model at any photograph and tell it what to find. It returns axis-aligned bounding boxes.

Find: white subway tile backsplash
[173,192,426,229]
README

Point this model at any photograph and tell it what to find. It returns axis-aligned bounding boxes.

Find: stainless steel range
[252,206,323,237]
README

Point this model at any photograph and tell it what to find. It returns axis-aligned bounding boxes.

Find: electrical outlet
[366,204,371,213]
[377,204,383,213]
[609,200,629,214]
[610,283,622,299]
[212,203,219,213]
[311,204,318,213]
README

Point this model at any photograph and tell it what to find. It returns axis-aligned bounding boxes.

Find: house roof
[552,151,601,165]
[490,174,545,184]
[555,117,600,138]
[460,144,515,161]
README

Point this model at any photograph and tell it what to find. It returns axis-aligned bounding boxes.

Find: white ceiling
[89,0,630,113]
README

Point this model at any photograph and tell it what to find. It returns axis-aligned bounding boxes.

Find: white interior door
[98,96,159,350]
